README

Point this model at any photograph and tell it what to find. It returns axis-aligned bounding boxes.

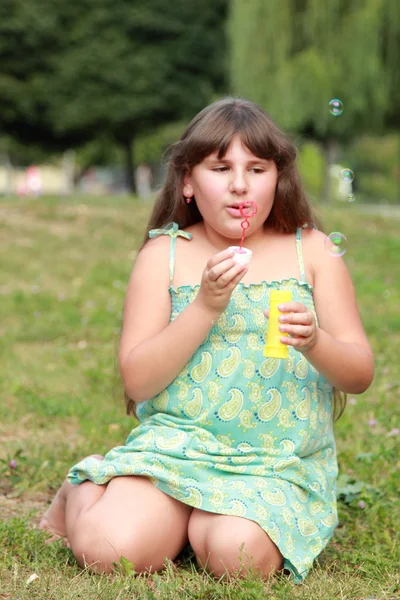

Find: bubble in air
[325,232,347,257]
[329,99,343,116]
[339,168,354,183]
[347,193,356,202]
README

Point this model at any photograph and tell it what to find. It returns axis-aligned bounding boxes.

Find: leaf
[336,474,381,505]
[119,556,135,575]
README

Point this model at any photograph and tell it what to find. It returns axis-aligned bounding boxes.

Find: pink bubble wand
[228,200,258,266]
[238,201,258,251]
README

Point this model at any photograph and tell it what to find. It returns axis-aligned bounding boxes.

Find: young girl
[40,97,374,582]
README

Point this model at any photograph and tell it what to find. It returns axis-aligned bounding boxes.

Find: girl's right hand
[194,248,247,317]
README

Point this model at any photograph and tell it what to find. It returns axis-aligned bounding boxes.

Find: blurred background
[0,0,399,204]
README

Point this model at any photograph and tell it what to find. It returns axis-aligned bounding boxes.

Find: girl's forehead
[206,135,260,160]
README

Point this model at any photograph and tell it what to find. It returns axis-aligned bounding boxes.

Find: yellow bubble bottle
[263,290,293,359]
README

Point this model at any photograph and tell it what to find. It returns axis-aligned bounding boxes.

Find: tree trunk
[61,150,76,195]
[321,138,338,203]
[123,137,136,194]
[1,151,13,195]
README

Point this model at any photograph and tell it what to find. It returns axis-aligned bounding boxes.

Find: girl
[40,97,374,582]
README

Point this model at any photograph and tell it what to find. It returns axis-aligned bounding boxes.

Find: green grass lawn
[0,195,399,599]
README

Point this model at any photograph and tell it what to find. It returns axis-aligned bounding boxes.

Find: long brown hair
[142,96,322,244]
[126,96,346,419]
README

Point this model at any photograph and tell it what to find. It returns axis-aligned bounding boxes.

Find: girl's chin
[204,217,256,242]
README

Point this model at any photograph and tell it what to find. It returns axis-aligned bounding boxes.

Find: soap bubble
[347,193,356,202]
[325,232,347,257]
[329,99,343,116]
[339,168,354,183]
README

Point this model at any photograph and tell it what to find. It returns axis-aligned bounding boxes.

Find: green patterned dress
[68,222,338,581]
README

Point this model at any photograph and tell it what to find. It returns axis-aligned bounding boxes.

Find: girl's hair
[142,96,322,243]
[125,96,346,419]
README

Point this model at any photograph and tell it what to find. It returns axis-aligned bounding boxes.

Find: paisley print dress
[68,222,338,581]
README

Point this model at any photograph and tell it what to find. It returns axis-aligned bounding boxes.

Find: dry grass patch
[0,491,51,523]
[0,206,79,239]
[0,415,85,462]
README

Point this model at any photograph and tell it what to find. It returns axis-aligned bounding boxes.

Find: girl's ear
[183,184,193,198]
[183,171,192,187]
[182,172,193,198]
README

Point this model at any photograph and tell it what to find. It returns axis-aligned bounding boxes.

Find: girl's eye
[212,167,265,173]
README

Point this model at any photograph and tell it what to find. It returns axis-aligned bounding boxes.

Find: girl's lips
[226,207,243,218]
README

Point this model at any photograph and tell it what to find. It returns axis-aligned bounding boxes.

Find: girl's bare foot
[40,480,72,543]
[40,454,104,544]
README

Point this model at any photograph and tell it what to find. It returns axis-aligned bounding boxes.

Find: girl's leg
[188,509,283,579]
[45,474,193,573]
[40,455,105,542]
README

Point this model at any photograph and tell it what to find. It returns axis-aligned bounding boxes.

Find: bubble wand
[228,200,258,266]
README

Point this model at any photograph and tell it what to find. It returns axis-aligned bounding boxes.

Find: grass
[0,194,399,599]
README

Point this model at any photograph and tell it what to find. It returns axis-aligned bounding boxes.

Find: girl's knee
[71,528,170,574]
[69,509,185,574]
[190,515,282,578]
[67,476,192,573]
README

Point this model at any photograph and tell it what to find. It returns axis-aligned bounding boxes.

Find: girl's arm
[303,230,374,393]
[119,237,246,402]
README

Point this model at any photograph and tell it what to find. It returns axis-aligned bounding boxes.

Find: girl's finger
[207,257,236,282]
[279,324,314,338]
[277,302,306,314]
[206,248,236,270]
[279,311,313,325]
[216,263,247,288]
[280,335,296,345]
[227,264,248,288]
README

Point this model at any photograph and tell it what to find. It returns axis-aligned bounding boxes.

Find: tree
[0,0,228,191]
[0,0,96,152]
[228,0,400,202]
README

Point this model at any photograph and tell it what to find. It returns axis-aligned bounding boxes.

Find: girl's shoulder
[300,226,326,242]
[135,233,172,281]
[300,226,327,253]
[141,231,172,255]
[299,227,331,286]
[138,222,194,276]
[142,222,192,251]
[300,227,340,265]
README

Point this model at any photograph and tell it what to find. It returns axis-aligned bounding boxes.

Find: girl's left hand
[264,302,318,353]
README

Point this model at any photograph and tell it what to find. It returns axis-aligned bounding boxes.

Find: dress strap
[148,222,192,284]
[295,228,307,283]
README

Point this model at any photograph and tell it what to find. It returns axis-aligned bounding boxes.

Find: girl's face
[184,134,278,243]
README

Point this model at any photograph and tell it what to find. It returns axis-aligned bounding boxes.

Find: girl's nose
[229,170,248,195]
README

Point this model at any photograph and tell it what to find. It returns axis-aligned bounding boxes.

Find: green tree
[0,0,228,191]
[228,0,400,202]
[0,1,98,151]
